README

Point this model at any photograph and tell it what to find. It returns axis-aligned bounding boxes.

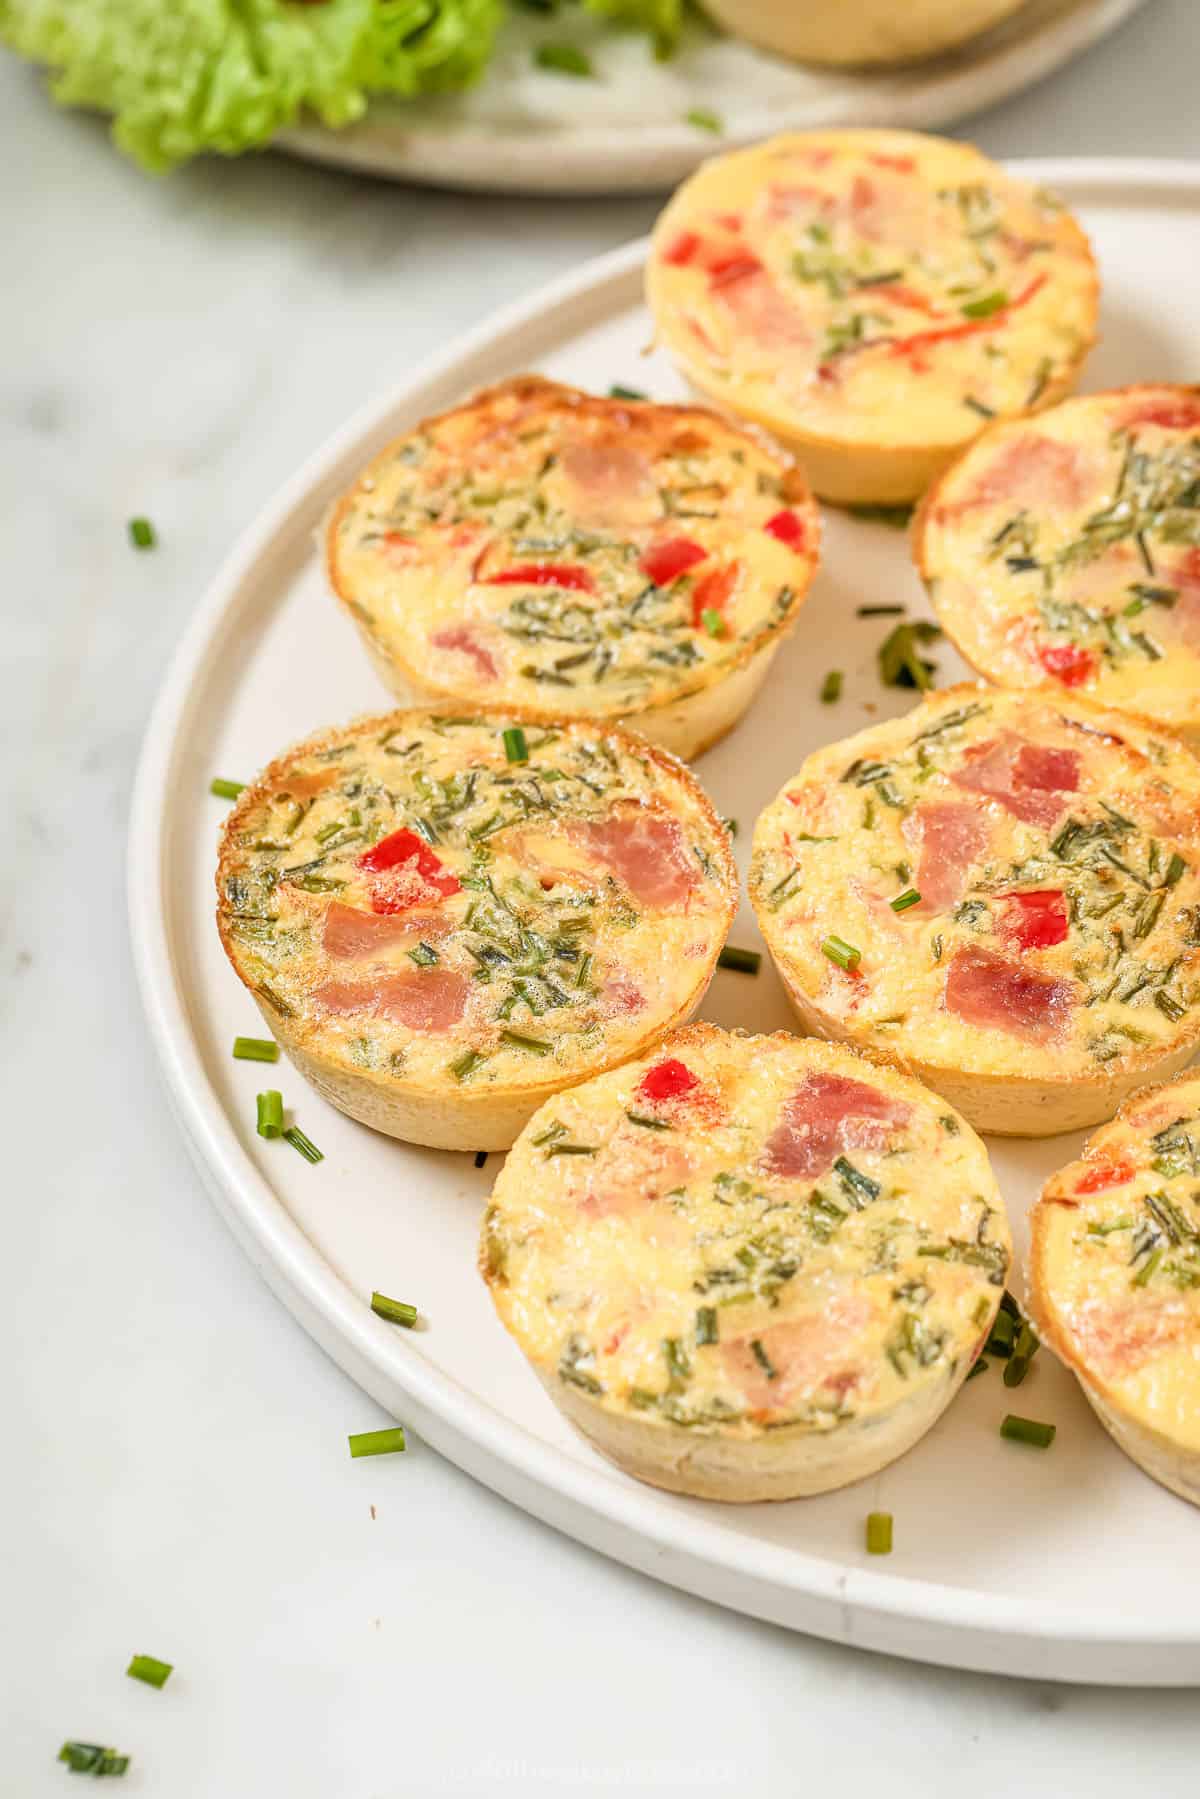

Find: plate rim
[274,0,1149,195]
[129,158,1200,1682]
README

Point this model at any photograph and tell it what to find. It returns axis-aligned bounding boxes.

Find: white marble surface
[4,6,1200,1791]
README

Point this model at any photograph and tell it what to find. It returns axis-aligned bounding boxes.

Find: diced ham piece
[322,902,454,960]
[557,439,659,533]
[1163,545,1200,650]
[761,1072,911,1182]
[1123,394,1200,432]
[997,889,1070,951]
[691,562,739,631]
[943,943,1073,1044]
[640,537,707,586]
[953,432,1093,515]
[902,802,992,914]
[1070,1296,1190,1382]
[711,262,810,352]
[277,766,338,802]
[601,974,645,1016]
[356,829,461,916]
[577,1134,695,1220]
[314,968,469,1032]
[721,1293,874,1413]
[951,734,1080,829]
[576,805,700,911]
[1074,1158,1137,1195]
[429,625,499,682]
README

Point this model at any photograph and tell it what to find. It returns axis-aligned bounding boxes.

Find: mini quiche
[646,129,1097,506]
[701,0,1029,68]
[749,685,1200,1137]
[916,386,1200,735]
[215,708,737,1152]
[325,376,819,762]
[1031,1070,1200,1508]
[481,1024,1009,1502]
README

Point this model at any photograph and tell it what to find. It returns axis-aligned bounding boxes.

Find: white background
[4,5,1200,1791]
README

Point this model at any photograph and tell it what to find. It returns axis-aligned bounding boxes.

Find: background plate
[130,160,1200,1684]
[278,0,1146,194]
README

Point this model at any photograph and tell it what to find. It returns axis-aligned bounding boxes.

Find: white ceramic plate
[130,160,1200,1685]
[277,0,1146,195]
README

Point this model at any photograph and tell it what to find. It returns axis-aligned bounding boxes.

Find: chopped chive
[348,1426,407,1458]
[408,941,439,967]
[284,1125,323,1164]
[128,516,156,549]
[865,1512,893,1554]
[59,1742,130,1775]
[233,1035,279,1063]
[1000,1414,1055,1448]
[695,1306,719,1345]
[848,503,914,528]
[256,1090,284,1139]
[822,934,861,972]
[503,726,529,764]
[126,1653,172,1689]
[371,1292,418,1328]
[985,1311,1016,1358]
[534,42,592,76]
[890,888,921,913]
[685,106,723,134]
[500,1030,552,1056]
[608,383,647,401]
[450,1049,486,1081]
[856,604,905,617]
[820,669,843,704]
[717,945,761,975]
[626,1110,670,1130]
[474,1151,488,1168]
[960,289,1008,319]
[966,1357,988,1380]
[209,777,245,801]
[1132,1247,1164,1288]
[750,1338,777,1380]
[723,816,738,836]
[1002,1321,1040,1387]
[700,607,725,638]
[964,395,996,418]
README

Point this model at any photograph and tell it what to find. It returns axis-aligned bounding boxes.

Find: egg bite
[1031,1069,1200,1507]
[481,1023,1009,1501]
[916,385,1200,735]
[749,685,1200,1136]
[646,129,1097,505]
[701,0,1030,67]
[216,708,737,1152]
[326,376,819,762]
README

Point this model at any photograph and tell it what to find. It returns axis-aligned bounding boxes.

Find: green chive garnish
[408,941,439,967]
[723,817,738,836]
[966,1357,988,1380]
[450,1049,486,1081]
[500,1030,552,1055]
[1002,1321,1040,1388]
[695,1306,719,1345]
[256,1090,284,1139]
[822,935,861,972]
[348,1426,407,1458]
[1000,1414,1055,1448]
[608,384,647,401]
[534,43,592,76]
[284,1125,323,1164]
[474,1151,488,1169]
[701,607,725,638]
[685,106,723,134]
[233,1035,279,1062]
[59,1742,130,1776]
[371,1292,418,1328]
[209,777,245,800]
[856,604,905,617]
[961,290,1008,319]
[128,516,156,549]
[126,1654,172,1689]
[986,1311,1016,1358]
[820,669,843,704]
[865,1512,893,1555]
[890,888,921,913]
[717,945,761,975]
[503,726,529,764]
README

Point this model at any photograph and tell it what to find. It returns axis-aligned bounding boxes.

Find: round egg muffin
[646,130,1098,506]
[481,1024,1009,1502]
[749,685,1200,1136]
[700,0,1029,67]
[1031,1070,1200,1508]
[326,376,819,762]
[916,385,1200,735]
[216,708,737,1152]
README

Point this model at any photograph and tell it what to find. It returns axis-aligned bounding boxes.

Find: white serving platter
[130,160,1200,1685]
[277,0,1146,195]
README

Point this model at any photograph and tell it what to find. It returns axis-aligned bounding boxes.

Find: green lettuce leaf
[0,0,503,170]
